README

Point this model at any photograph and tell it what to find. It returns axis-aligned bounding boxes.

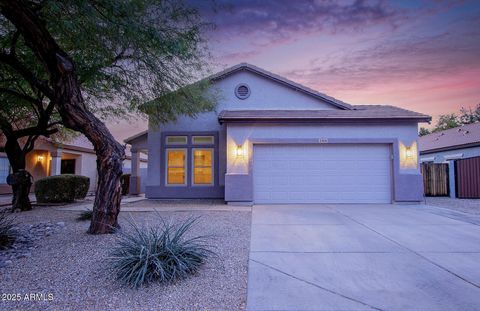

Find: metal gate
[455,157,480,198]
[421,163,449,196]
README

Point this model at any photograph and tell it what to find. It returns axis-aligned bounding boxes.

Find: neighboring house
[125,63,430,204]
[0,135,147,195]
[419,123,480,199]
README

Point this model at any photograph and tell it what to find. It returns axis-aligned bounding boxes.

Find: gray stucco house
[125,63,431,204]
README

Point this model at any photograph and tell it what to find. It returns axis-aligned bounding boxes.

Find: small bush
[108,217,213,288]
[76,209,93,221]
[35,174,90,203]
[0,210,17,249]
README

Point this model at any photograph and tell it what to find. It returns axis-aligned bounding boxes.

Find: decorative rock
[0,221,64,268]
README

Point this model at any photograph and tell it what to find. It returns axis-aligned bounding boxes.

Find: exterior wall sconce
[37,155,44,162]
[236,145,245,158]
[399,141,418,169]
[405,147,413,159]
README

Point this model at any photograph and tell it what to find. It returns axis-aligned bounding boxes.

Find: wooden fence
[455,156,480,199]
[421,163,449,196]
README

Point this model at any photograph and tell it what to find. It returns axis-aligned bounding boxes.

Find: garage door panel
[253,144,392,204]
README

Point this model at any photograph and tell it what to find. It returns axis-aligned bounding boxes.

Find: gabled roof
[419,122,480,153]
[209,63,353,110]
[219,105,431,123]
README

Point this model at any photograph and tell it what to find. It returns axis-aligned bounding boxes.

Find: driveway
[247,204,480,311]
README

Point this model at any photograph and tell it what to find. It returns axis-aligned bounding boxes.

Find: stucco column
[129,150,141,195]
[448,160,456,198]
[50,149,62,176]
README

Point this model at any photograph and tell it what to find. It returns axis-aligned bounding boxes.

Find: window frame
[165,135,188,145]
[191,148,214,186]
[165,148,188,186]
[192,135,215,145]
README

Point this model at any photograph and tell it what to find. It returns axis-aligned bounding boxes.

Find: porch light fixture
[37,155,44,162]
[405,147,413,159]
[236,145,245,158]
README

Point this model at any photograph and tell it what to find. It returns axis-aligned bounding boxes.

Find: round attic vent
[235,83,250,99]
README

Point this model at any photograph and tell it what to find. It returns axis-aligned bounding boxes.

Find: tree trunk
[0,0,125,234]
[3,131,32,212]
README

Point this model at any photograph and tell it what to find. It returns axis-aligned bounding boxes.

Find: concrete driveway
[247,204,480,311]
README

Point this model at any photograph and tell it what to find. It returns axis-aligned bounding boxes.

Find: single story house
[125,63,431,204]
[419,123,480,198]
[0,136,147,195]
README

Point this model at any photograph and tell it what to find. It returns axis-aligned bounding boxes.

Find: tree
[428,103,480,134]
[0,46,64,211]
[459,103,480,125]
[432,113,461,132]
[0,88,61,211]
[419,127,430,136]
[0,0,216,233]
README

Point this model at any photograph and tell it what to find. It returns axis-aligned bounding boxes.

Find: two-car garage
[252,144,393,204]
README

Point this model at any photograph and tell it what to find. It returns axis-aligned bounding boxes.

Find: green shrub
[0,210,17,249]
[76,209,93,221]
[35,174,90,203]
[108,217,213,288]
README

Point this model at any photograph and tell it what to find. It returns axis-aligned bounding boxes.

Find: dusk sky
[109,0,480,143]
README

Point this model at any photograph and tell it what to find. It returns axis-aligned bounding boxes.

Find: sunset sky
[109,0,480,142]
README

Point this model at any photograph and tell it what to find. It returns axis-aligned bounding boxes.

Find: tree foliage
[420,103,480,135]
[0,0,217,228]
[0,0,217,125]
[419,127,430,136]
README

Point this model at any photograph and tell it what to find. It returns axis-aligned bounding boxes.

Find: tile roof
[419,122,480,153]
[218,105,431,123]
[209,63,353,110]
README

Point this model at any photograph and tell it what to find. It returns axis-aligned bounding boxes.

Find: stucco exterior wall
[225,122,423,203]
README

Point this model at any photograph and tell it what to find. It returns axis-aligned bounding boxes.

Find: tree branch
[0,52,54,100]
[0,87,42,105]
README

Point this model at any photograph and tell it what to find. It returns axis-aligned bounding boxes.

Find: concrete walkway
[247,204,480,311]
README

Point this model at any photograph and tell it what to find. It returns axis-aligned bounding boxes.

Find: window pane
[167,149,186,185]
[0,158,10,184]
[192,136,214,145]
[193,149,213,185]
[166,136,187,145]
[194,168,212,184]
[193,149,212,167]
[167,150,185,167]
[167,168,185,184]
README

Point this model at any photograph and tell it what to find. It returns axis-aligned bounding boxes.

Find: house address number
[318,138,329,143]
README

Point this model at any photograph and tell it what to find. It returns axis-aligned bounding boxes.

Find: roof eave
[124,130,148,144]
[218,116,431,124]
[420,141,480,154]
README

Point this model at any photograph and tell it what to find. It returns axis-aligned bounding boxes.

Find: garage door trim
[252,142,394,204]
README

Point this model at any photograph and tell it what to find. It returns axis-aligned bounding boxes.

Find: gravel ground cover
[0,204,251,311]
[425,197,480,215]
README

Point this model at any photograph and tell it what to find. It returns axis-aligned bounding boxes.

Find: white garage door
[253,144,392,204]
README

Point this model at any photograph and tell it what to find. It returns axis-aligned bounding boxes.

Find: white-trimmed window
[166,136,187,145]
[166,149,187,185]
[192,136,214,145]
[192,148,213,185]
[0,157,10,184]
